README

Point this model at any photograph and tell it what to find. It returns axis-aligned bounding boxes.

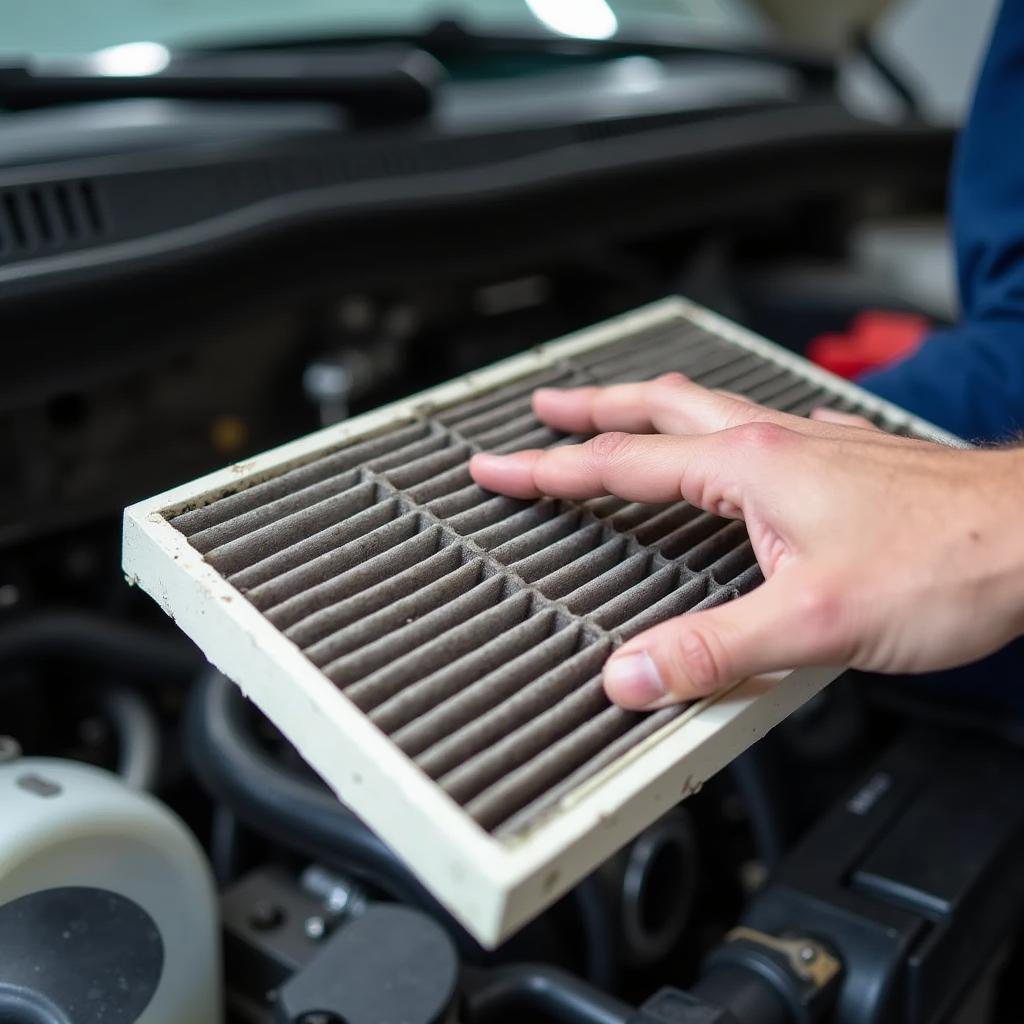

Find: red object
[806,311,929,380]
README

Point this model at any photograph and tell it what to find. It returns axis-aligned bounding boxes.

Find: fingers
[810,407,880,430]
[603,570,843,708]
[533,373,764,437]
[533,375,889,443]
[471,425,787,508]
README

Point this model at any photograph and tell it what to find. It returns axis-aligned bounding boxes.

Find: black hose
[209,807,244,888]
[692,965,792,1024]
[569,874,617,993]
[729,745,788,871]
[463,965,632,1024]
[0,611,202,684]
[186,668,441,910]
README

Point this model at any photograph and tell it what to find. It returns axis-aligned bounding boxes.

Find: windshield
[8,1,767,56]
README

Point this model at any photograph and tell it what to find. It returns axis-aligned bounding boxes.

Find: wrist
[975,448,1024,630]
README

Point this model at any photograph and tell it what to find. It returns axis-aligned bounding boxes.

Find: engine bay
[5,18,1023,1023]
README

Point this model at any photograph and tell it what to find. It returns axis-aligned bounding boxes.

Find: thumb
[603,571,838,708]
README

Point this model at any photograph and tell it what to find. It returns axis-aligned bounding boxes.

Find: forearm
[953,448,1024,640]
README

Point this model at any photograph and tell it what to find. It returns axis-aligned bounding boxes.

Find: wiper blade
[222,19,837,92]
[0,46,444,123]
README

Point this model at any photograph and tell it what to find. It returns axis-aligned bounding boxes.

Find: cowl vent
[123,297,953,946]
[0,180,105,259]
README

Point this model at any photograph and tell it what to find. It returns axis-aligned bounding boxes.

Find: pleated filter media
[123,297,951,945]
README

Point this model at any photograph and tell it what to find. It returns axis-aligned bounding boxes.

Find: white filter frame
[123,296,955,947]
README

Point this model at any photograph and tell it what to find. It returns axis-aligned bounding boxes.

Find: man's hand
[469,373,1024,710]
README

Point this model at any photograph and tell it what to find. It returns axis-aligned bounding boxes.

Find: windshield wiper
[0,46,443,123]
[221,18,837,93]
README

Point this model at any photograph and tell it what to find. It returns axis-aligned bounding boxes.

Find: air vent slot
[0,180,107,259]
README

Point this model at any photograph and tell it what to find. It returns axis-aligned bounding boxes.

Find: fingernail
[604,652,668,709]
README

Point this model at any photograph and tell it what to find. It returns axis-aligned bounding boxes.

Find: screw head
[0,736,21,764]
[799,945,818,963]
[304,915,327,941]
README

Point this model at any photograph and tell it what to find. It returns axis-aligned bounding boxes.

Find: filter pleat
[209,487,392,581]
[419,641,611,781]
[283,544,466,649]
[464,703,640,830]
[260,521,441,626]
[495,705,685,837]
[337,587,533,709]
[171,421,428,536]
[304,559,489,668]
[440,675,612,806]
[368,611,564,735]
[392,626,587,758]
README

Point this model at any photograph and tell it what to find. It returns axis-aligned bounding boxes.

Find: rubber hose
[570,874,617,992]
[185,668,441,909]
[0,611,202,684]
[729,745,787,870]
[463,965,632,1024]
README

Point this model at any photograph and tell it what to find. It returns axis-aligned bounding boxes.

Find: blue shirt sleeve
[859,0,1024,443]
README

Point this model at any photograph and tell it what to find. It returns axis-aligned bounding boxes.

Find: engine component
[122,296,954,947]
[739,729,1024,1024]
[275,903,459,1024]
[603,807,699,968]
[0,756,221,1024]
[220,865,364,1022]
[701,929,841,1024]
[464,964,634,1024]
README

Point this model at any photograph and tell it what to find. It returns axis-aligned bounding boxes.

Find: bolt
[304,915,327,941]
[799,945,818,963]
[324,886,351,916]
[247,901,284,931]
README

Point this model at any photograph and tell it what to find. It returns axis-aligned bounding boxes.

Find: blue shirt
[856,0,1024,708]
[860,0,1024,442]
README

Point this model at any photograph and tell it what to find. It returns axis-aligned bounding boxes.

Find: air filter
[123,297,952,946]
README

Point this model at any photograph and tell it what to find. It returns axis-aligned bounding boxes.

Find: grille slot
[0,181,106,259]
[164,313,921,835]
[128,297,953,947]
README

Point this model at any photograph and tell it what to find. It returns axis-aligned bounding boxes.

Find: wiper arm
[0,46,444,123]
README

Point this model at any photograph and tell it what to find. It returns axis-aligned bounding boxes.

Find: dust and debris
[542,869,561,893]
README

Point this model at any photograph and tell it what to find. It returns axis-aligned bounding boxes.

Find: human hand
[469,373,1024,709]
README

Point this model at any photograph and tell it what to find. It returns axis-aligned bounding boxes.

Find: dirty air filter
[123,297,953,946]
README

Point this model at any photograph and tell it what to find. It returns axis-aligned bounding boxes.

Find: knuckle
[589,430,632,462]
[653,372,688,397]
[729,420,790,450]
